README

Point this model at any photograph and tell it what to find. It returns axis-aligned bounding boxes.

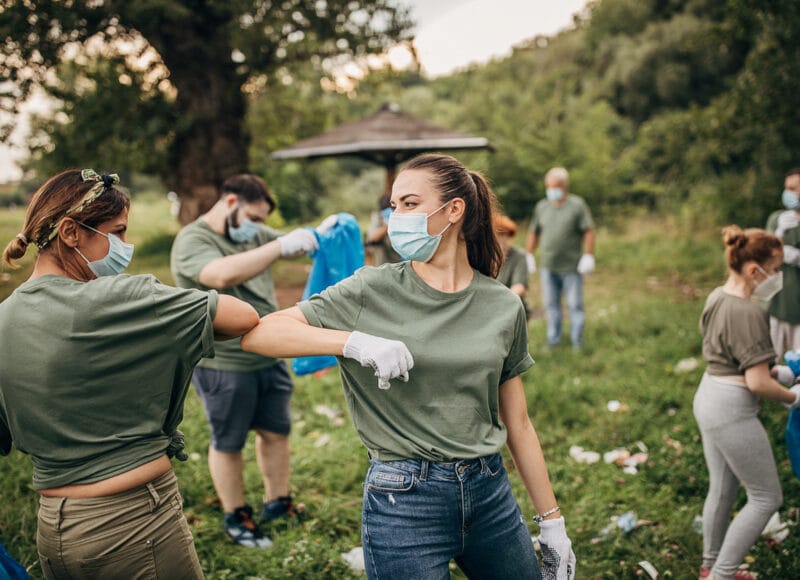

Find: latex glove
[278,228,318,256]
[774,365,797,386]
[783,245,800,266]
[526,252,537,275]
[577,253,595,275]
[316,214,339,234]
[776,210,799,238]
[343,331,414,390]
[538,516,576,580]
[782,385,800,410]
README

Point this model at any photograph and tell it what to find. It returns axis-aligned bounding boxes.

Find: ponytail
[3,232,31,268]
[467,172,504,278]
[403,153,504,277]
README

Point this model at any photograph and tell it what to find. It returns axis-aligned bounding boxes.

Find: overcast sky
[0,1,587,182]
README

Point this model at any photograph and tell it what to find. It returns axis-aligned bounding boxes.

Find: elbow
[746,378,771,396]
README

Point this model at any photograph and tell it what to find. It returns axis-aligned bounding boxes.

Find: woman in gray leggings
[694,225,800,580]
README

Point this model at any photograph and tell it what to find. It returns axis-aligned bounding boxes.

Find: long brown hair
[403,153,504,277]
[721,225,782,273]
[3,169,130,279]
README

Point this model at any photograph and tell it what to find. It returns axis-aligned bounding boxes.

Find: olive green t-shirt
[497,245,530,317]
[766,210,800,324]
[171,219,280,370]
[298,262,534,462]
[529,195,594,272]
[0,274,217,489]
[700,287,776,376]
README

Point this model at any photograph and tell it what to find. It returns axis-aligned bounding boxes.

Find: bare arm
[745,362,796,405]
[240,306,351,358]
[499,376,560,520]
[199,240,283,289]
[525,230,538,254]
[509,283,527,297]
[212,295,260,340]
[582,228,595,255]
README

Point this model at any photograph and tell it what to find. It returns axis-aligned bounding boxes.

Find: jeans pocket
[366,463,416,494]
[484,454,506,478]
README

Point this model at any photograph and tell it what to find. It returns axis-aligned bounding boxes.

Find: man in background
[766,168,800,360]
[171,174,318,548]
[526,166,595,350]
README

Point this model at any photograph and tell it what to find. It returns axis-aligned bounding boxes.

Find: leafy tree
[0,0,413,222]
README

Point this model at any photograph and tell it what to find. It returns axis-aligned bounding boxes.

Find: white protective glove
[774,364,797,386]
[782,385,800,410]
[278,228,318,256]
[316,214,339,234]
[526,252,537,275]
[537,516,576,580]
[783,245,800,267]
[775,210,799,238]
[343,331,414,390]
[577,253,595,275]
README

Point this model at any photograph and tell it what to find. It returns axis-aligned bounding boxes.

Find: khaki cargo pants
[36,470,203,579]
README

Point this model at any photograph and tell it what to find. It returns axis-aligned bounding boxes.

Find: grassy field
[1,196,799,579]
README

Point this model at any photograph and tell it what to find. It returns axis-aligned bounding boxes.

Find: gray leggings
[693,374,783,580]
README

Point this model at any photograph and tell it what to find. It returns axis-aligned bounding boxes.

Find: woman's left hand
[537,516,576,580]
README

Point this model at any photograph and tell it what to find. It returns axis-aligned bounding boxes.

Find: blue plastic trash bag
[785,350,800,376]
[292,213,364,376]
[786,408,800,480]
[0,540,29,580]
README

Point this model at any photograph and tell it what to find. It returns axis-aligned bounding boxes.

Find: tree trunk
[149,11,249,224]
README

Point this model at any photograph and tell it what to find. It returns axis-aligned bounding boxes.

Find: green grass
[2,203,799,579]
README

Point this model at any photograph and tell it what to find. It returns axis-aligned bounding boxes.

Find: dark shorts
[192,361,293,452]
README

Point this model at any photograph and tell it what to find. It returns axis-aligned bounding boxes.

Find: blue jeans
[361,454,540,580]
[540,269,584,348]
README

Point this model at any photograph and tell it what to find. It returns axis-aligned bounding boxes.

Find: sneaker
[699,567,757,580]
[260,495,302,523]
[224,505,273,549]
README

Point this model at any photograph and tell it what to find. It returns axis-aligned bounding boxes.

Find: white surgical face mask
[752,265,783,301]
[387,200,452,262]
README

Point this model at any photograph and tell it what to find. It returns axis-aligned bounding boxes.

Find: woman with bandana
[0,169,258,579]
[241,154,576,580]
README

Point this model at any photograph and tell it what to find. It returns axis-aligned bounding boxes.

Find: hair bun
[722,225,746,248]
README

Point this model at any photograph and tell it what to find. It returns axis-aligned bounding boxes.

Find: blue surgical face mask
[546,187,564,201]
[75,222,134,277]
[227,206,260,243]
[782,189,799,210]
[387,201,452,262]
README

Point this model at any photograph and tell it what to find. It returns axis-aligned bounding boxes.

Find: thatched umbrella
[271,103,492,197]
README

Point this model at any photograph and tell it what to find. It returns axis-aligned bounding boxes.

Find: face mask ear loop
[74,247,91,266]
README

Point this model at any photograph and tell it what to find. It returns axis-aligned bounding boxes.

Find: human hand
[773,365,797,386]
[782,385,800,410]
[776,210,799,238]
[526,252,537,275]
[783,245,800,266]
[577,253,595,275]
[343,331,414,390]
[537,516,576,580]
[316,214,339,234]
[278,228,318,256]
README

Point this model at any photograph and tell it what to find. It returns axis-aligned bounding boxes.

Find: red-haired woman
[694,226,800,580]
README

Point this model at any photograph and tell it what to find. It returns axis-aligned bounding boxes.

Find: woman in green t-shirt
[0,169,258,579]
[694,225,800,580]
[242,153,575,579]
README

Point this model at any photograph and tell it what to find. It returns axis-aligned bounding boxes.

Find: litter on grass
[674,357,699,374]
[637,560,659,579]
[591,511,654,543]
[607,400,629,412]
[569,445,601,464]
